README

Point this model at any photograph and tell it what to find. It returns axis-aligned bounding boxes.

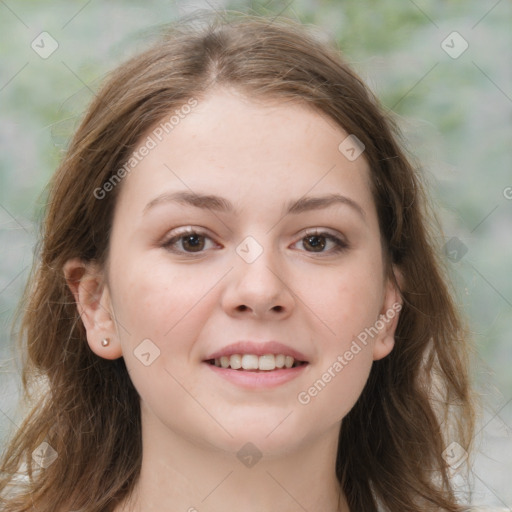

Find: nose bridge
[235,234,283,290]
[223,234,294,316]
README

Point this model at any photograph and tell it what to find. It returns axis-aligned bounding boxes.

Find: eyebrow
[143,191,366,221]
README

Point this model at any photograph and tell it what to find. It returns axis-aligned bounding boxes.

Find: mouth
[204,354,309,372]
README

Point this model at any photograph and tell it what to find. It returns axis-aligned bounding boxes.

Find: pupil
[306,235,325,252]
[183,235,204,252]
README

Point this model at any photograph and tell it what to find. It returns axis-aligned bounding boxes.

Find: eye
[162,228,218,254]
[293,230,348,254]
[161,228,347,256]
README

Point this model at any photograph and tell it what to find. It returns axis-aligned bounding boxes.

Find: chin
[212,417,309,453]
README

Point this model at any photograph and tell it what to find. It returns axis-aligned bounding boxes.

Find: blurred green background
[1,0,511,507]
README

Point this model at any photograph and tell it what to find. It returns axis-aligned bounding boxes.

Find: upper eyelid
[163,227,345,242]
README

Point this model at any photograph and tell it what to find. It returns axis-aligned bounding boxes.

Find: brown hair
[0,10,475,512]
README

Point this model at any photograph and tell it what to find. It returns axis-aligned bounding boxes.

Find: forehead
[115,87,376,221]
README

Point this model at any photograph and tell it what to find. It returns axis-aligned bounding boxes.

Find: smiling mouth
[205,354,308,372]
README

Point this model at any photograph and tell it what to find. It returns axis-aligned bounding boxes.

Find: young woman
[0,11,475,512]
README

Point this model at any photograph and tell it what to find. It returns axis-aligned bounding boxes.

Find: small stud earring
[101,338,110,347]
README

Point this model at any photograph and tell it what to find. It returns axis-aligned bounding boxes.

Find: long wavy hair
[0,11,475,512]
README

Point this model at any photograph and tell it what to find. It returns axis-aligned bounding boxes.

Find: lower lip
[203,362,309,389]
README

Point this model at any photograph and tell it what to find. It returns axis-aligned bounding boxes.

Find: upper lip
[204,341,309,362]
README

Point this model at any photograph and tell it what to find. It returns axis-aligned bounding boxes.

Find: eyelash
[161,227,349,256]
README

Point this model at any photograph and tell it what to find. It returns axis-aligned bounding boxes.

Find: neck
[115,408,349,512]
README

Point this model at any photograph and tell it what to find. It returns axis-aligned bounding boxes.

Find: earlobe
[63,258,123,360]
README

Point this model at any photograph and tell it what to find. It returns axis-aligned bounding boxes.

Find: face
[68,87,401,456]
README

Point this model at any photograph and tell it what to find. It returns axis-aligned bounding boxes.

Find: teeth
[229,354,242,369]
[211,354,303,371]
[241,354,259,370]
[258,354,276,371]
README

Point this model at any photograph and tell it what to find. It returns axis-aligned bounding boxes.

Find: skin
[65,87,402,512]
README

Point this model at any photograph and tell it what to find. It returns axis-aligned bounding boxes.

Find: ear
[372,265,403,361]
[63,257,122,360]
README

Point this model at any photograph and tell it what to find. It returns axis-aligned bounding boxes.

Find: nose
[221,245,295,320]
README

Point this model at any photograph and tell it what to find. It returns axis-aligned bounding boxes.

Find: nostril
[234,304,284,313]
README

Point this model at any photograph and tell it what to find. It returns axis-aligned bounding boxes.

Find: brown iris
[303,235,326,252]
[181,234,206,252]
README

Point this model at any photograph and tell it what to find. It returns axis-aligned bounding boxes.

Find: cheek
[111,255,217,340]
[109,256,227,394]
[294,255,383,418]
[306,253,385,341]
[298,276,377,421]
[109,259,221,416]
[296,348,373,425]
